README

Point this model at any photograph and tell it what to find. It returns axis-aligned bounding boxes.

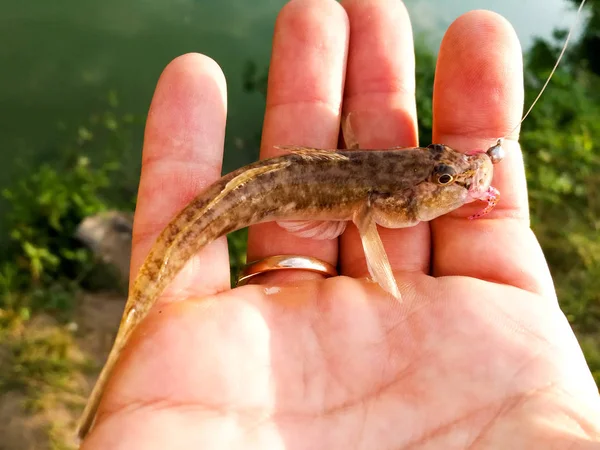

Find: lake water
[0,0,580,194]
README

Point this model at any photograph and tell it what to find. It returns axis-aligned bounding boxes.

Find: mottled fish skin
[76,144,494,439]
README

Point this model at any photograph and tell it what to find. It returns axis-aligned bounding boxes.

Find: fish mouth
[465,154,494,201]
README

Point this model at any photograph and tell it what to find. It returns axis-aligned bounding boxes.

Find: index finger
[131,53,231,300]
[431,11,556,298]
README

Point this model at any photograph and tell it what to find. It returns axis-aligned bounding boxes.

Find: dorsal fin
[342,112,360,150]
[274,145,349,161]
[204,161,291,215]
[169,160,291,245]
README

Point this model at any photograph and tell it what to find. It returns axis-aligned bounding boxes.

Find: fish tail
[75,218,215,440]
[76,311,133,440]
[76,158,290,440]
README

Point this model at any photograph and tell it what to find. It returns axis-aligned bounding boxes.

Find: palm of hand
[84,277,597,448]
[81,0,600,448]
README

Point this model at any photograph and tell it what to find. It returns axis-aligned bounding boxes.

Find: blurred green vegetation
[519,1,600,381]
[0,7,598,445]
[0,106,143,446]
[1,102,139,312]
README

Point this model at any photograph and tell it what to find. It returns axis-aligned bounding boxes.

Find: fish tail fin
[76,308,134,440]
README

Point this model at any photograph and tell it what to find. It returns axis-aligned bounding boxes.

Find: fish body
[76,143,498,439]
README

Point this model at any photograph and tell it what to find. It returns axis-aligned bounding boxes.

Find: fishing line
[499,0,587,143]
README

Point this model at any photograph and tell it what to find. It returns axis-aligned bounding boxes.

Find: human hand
[81,0,600,448]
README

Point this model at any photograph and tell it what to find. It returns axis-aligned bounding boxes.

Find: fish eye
[437,173,454,185]
[431,163,457,185]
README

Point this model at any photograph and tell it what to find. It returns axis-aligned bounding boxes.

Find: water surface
[0,0,580,191]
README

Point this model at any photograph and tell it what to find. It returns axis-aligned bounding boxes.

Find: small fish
[76,137,503,439]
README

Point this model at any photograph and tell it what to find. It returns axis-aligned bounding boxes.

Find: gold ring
[236,255,338,286]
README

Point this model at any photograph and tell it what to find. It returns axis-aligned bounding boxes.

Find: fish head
[411,144,495,221]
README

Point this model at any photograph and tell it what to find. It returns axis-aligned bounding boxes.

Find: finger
[245,0,349,283]
[339,0,430,280]
[431,11,555,298]
[131,53,230,300]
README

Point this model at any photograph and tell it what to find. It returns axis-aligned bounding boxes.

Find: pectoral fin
[277,220,347,240]
[353,204,401,300]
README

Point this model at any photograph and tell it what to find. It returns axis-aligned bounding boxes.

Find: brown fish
[76,141,503,440]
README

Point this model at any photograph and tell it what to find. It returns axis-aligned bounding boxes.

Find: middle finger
[339,0,430,280]
[245,0,350,284]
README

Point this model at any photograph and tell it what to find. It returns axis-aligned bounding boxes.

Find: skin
[80,0,600,448]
